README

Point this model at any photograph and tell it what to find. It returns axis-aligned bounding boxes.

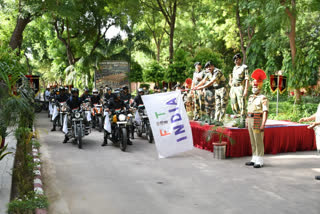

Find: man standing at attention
[245,69,268,168]
[229,53,249,128]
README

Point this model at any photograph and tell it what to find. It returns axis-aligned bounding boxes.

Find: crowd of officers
[185,53,249,128]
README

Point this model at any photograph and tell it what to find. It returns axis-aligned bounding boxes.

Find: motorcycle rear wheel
[98,116,103,132]
[146,124,153,143]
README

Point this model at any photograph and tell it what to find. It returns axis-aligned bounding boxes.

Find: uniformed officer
[230,54,249,128]
[196,61,228,126]
[245,69,268,168]
[194,61,216,125]
[191,62,205,121]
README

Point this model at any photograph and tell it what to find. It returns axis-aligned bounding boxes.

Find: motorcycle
[91,103,104,132]
[67,108,90,149]
[136,104,153,143]
[106,109,131,152]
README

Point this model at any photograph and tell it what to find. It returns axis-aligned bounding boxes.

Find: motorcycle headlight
[75,112,81,118]
[119,114,126,121]
[143,109,148,115]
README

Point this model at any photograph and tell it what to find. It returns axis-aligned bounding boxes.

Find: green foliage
[129,61,143,82]
[143,61,164,84]
[0,143,12,161]
[8,192,49,214]
[165,49,191,83]
[139,83,150,90]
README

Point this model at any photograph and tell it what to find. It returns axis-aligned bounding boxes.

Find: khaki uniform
[230,64,249,121]
[247,94,269,165]
[184,91,194,120]
[202,71,215,122]
[192,70,205,120]
[211,68,228,122]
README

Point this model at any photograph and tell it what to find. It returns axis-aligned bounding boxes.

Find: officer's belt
[247,112,262,118]
[232,83,243,87]
[213,84,226,90]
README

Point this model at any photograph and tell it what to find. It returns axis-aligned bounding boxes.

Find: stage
[190,120,317,157]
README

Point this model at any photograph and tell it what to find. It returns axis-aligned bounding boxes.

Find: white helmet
[92,88,98,95]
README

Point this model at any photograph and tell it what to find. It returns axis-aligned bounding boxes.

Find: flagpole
[276,74,279,116]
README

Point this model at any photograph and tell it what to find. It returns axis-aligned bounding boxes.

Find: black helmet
[59,86,65,91]
[205,61,213,68]
[71,88,79,94]
[123,86,129,90]
[106,87,112,91]
[138,88,144,93]
[84,87,89,92]
[163,87,167,92]
[114,91,121,98]
[233,53,242,62]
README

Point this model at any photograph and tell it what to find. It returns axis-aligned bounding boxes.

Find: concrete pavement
[0,132,17,214]
[36,112,320,214]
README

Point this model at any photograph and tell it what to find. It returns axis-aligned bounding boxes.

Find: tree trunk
[156,43,160,62]
[284,0,298,102]
[235,0,246,64]
[9,15,31,52]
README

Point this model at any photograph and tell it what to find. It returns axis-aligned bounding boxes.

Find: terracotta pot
[212,141,227,159]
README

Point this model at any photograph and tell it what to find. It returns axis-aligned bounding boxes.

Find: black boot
[315,175,320,180]
[127,139,133,145]
[101,140,108,146]
[51,126,56,131]
[63,135,69,144]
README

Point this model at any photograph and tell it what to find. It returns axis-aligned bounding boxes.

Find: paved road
[36,112,320,214]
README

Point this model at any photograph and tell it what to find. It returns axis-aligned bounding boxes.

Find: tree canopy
[0,0,319,99]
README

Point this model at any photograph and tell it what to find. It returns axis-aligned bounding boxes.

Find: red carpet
[190,120,316,157]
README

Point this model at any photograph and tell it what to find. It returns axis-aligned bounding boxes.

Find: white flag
[104,111,111,133]
[52,105,58,120]
[142,91,193,158]
[62,114,68,134]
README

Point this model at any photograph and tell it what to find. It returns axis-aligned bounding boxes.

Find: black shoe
[253,164,263,168]
[101,141,108,146]
[127,140,133,145]
[62,137,68,144]
[245,162,255,166]
[51,127,56,131]
[315,175,320,180]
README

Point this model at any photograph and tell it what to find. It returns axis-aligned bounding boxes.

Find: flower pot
[212,141,227,159]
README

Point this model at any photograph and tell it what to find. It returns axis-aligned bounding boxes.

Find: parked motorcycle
[91,104,104,132]
[136,104,153,143]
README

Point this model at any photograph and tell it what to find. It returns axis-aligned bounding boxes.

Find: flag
[142,91,194,158]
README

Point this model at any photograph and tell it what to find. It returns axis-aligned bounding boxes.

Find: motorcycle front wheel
[119,127,127,152]
[77,127,82,149]
[146,124,153,143]
[98,116,103,132]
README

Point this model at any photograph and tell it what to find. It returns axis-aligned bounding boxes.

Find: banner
[142,91,194,158]
[270,75,287,94]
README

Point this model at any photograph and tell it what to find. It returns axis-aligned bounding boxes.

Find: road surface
[36,112,320,214]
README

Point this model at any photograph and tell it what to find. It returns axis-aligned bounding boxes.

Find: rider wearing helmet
[51,86,69,131]
[104,87,116,103]
[120,86,132,105]
[81,87,90,101]
[63,88,84,144]
[91,88,101,107]
[102,92,132,146]
[132,88,144,108]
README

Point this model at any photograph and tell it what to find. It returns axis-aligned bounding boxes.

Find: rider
[132,88,144,108]
[91,88,102,128]
[102,92,132,146]
[51,87,69,131]
[63,88,83,144]
[81,87,90,101]
[104,87,116,104]
[120,86,132,106]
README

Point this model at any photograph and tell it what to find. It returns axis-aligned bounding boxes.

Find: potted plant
[206,126,235,159]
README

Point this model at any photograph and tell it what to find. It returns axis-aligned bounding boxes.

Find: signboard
[96,61,129,90]
[142,91,194,158]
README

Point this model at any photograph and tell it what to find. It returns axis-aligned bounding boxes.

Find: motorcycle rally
[40,85,154,151]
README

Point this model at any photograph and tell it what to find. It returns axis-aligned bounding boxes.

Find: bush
[8,192,49,214]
